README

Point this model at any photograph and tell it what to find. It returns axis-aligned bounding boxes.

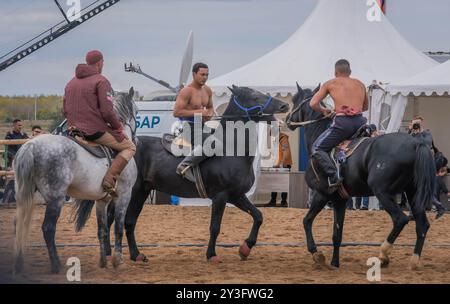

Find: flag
[377,0,386,14]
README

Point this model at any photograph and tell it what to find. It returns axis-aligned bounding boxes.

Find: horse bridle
[286,96,329,127]
[231,95,273,119]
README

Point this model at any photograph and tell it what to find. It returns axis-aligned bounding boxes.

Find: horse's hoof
[112,254,124,268]
[99,259,107,268]
[409,254,420,271]
[13,265,23,275]
[13,258,24,275]
[312,251,326,265]
[239,242,251,261]
[379,256,390,268]
[208,256,222,264]
[330,261,340,269]
[50,263,62,274]
[135,253,149,263]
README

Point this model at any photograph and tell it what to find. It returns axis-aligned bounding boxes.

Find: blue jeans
[355,197,369,209]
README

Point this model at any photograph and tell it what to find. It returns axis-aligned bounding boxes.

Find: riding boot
[102,155,129,197]
[312,151,343,193]
[176,145,209,183]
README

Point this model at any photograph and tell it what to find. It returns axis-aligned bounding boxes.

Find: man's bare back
[311,77,368,115]
[327,77,368,113]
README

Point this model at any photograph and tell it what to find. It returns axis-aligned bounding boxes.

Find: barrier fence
[1,139,30,176]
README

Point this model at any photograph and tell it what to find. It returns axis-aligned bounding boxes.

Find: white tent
[208,0,439,205]
[387,59,450,96]
[386,59,450,158]
[210,0,437,107]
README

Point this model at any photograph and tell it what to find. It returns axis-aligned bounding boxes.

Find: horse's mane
[112,91,138,142]
[292,88,331,152]
[292,88,324,122]
[112,91,137,124]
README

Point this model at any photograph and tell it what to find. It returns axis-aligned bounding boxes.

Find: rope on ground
[3,241,448,249]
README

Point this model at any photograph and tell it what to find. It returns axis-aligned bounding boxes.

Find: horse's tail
[70,200,95,232]
[13,143,36,270]
[413,142,436,211]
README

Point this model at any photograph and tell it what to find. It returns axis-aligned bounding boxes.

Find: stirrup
[180,165,191,176]
[177,165,196,183]
[102,182,118,198]
[327,177,342,193]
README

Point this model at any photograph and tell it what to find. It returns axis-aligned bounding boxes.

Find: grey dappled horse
[13,88,138,274]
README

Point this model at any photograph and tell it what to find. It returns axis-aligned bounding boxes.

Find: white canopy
[387,59,450,96]
[210,0,437,103]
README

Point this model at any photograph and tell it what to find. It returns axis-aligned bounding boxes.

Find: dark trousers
[2,180,15,204]
[355,197,369,209]
[311,115,367,181]
[312,115,367,153]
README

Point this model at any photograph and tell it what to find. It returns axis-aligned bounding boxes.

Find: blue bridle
[232,95,273,119]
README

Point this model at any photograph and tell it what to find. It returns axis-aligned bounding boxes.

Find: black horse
[74,85,289,263]
[286,83,436,270]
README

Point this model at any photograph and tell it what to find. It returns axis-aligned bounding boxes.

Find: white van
[135,100,178,137]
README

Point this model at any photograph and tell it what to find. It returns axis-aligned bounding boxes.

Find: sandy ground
[0,204,449,284]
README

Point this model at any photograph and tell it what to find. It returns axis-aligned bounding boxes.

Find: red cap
[85,50,103,65]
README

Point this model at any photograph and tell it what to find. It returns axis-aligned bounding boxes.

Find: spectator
[346,198,355,210]
[266,125,292,208]
[31,125,44,137]
[5,119,29,168]
[355,197,369,210]
[432,156,448,219]
[0,164,4,202]
[407,116,438,153]
[1,175,16,204]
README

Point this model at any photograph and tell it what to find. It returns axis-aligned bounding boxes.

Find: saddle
[161,133,191,156]
[161,133,208,199]
[333,124,374,164]
[65,127,116,164]
[311,124,374,199]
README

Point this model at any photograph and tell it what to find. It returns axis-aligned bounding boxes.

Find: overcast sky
[0,0,449,96]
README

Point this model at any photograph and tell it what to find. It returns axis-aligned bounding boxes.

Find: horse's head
[224,85,289,122]
[112,87,138,142]
[286,82,322,130]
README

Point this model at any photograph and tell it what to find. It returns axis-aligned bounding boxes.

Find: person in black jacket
[4,119,29,168]
[433,154,449,219]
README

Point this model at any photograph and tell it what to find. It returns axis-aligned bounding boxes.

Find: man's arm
[362,90,369,112]
[309,82,331,114]
[173,88,206,118]
[203,87,215,120]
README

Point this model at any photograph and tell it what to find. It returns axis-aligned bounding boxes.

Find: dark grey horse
[74,85,289,263]
[13,88,138,274]
[286,84,436,270]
